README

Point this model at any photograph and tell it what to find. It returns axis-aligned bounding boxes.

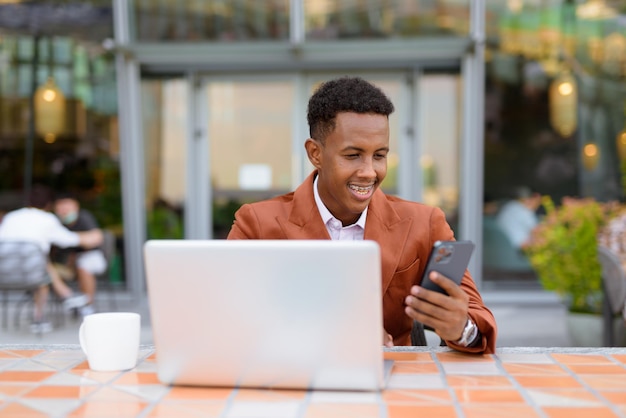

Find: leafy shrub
[524,197,621,313]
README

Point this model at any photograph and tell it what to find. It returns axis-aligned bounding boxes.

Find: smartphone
[420,240,475,295]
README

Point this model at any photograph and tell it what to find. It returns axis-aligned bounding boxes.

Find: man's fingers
[406,273,470,338]
[427,272,462,296]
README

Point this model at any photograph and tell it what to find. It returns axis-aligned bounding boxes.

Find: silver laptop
[143,239,385,391]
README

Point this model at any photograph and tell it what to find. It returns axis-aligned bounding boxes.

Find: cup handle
[78,321,88,356]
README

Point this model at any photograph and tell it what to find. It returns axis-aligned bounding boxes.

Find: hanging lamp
[582,142,600,171]
[34,76,66,140]
[549,69,578,137]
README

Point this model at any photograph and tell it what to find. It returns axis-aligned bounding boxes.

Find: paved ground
[0,293,154,346]
[1,288,581,348]
[484,289,573,347]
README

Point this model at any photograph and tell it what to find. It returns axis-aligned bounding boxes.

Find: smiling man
[227,76,497,353]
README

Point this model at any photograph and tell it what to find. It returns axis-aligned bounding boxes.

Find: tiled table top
[0,345,624,418]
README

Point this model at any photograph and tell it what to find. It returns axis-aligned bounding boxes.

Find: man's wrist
[454,317,479,347]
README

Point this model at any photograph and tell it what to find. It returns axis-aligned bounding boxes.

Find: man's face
[306,112,389,226]
[54,198,79,225]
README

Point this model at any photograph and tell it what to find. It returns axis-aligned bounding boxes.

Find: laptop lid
[143,239,385,391]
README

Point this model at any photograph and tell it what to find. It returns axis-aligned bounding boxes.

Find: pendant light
[34,36,66,141]
[582,142,600,171]
[549,69,578,137]
[34,76,65,140]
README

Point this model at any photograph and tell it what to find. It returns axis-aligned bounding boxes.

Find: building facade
[0,1,624,300]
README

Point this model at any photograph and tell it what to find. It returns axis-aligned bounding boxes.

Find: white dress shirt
[313,175,367,241]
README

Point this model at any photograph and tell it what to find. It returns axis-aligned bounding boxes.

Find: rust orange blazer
[227,171,497,353]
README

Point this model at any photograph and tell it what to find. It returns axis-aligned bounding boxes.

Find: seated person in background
[0,185,102,333]
[52,193,107,317]
[495,186,542,250]
[227,76,497,354]
[483,193,500,216]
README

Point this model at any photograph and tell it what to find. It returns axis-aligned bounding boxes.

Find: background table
[0,345,625,417]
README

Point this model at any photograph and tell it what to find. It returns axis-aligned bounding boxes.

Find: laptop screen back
[143,239,384,391]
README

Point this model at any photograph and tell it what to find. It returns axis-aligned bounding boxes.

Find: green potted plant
[524,196,620,346]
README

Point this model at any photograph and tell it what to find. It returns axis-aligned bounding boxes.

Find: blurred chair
[0,240,52,329]
[597,245,626,346]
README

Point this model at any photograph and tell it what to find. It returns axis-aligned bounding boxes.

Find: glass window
[17,36,34,61]
[52,37,73,65]
[141,78,187,240]
[206,78,294,237]
[419,73,461,220]
[132,0,290,42]
[207,80,293,191]
[369,79,402,195]
[0,3,123,296]
[305,0,470,40]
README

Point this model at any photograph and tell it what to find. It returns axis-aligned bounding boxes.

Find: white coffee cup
[79,312,141,372]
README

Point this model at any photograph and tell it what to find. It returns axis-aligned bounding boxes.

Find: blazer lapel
[364,190,412,294]
[277,171,331,240]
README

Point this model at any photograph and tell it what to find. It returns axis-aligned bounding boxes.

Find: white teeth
[349,185,372,195]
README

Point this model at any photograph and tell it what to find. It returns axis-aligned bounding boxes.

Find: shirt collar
[313,174,368,229]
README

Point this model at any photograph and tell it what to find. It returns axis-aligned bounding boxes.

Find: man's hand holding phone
[404,272,470,342]
[404,240,475,343]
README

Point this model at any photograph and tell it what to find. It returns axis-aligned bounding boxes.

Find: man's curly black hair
[307,76,395,142]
